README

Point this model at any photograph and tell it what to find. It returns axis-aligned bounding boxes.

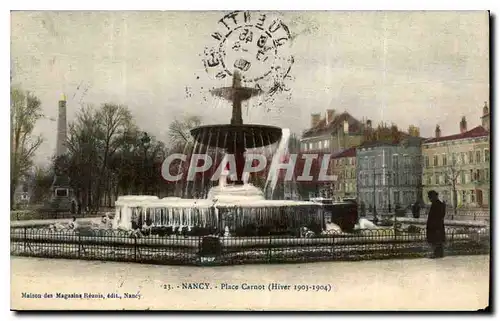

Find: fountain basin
[112,193,324,236]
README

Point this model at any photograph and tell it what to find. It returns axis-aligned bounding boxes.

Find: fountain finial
[232,69,242,88]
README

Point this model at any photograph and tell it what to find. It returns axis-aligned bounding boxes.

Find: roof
[358,131,425,148]
[302,112,363,138]
[424,126,489,144]
[332,147,356,159]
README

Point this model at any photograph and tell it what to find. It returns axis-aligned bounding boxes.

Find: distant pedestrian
[426,190,446,258]
[412,201,421,219]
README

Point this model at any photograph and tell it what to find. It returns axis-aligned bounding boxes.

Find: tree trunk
[10,177,18,210]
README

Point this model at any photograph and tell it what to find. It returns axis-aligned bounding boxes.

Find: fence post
[268,236,272,263]
[78,234,81,258]
[23,227,27,253]
[134,237,137,261]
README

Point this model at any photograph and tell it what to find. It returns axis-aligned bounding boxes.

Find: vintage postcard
[10,10,490,311]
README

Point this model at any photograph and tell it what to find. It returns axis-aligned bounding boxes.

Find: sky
[10,11,489,165]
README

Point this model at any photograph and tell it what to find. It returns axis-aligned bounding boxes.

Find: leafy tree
[10,87,44,209]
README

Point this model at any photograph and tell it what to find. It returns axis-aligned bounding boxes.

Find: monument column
[56,93,67,157]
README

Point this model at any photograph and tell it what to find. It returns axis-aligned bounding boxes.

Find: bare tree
[65,105,102,210]
[31,165,53,204]
[443,146,462,218]
[93,103,135,209]
[168,115,202,147]
[10,87,44,209]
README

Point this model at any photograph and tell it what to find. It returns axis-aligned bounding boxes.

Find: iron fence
[10,225,489,266]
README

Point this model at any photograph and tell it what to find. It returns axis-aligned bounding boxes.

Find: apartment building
[330,147,357,202]
[299,109,365,198]
[422,102,490,208]
[356,126,424,213]
[300,109,365,153]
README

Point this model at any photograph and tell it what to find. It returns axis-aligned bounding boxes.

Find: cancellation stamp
[202,11,294,92]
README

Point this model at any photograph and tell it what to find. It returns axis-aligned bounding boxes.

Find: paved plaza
[11,255,489,310]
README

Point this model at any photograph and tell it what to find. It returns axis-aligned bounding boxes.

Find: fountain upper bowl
[190,124,282,149]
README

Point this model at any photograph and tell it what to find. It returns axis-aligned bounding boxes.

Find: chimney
[56,93,67,157]
[311,113,321,128]
[460,116,467,134]
[483,101,489,116]
[326,109,335,124]
[435,125,441,138]
[408,125,420,137]
[482,101,490,131]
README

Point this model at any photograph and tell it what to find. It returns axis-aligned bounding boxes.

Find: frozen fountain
[114,70,324,236]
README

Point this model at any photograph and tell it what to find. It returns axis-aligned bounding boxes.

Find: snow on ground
[11,255,489,311]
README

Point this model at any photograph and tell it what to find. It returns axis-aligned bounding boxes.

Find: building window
[434,174,439,185]
[426,175,431,186]
[468,151,474,164]
[393,191,400,204]
[470,190,475,203]
[460,152,465,164]
[403,155,409,167]
[433,155,438,166]
[424,156,429,168]
[452,153,457,165]
[485,168,489,181]
[476,150,482,163]
[393,155,399,169]
[461,191,466,204]
[460,171,465,184]
[442,154,447,166]
[485,149,490,162]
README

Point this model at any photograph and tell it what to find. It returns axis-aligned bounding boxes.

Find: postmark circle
[218,24,279,83]
[202,11,294,92]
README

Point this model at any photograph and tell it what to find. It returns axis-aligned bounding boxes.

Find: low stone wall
[10,217,101,228]
[393,217,488,228]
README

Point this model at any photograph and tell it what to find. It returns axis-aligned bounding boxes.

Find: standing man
[426,190,446,258]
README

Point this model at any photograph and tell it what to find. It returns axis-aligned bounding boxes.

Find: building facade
[300,109,365,154]
[299,109,365,199]
[422,103,490,208]
[356,135,424,214]
[330,147,357,202]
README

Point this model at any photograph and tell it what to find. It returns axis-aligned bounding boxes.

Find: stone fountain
[114,70,324,236]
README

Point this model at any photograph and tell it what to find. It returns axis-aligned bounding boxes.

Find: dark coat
[412,203,421,218]
[426,200,446,244]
